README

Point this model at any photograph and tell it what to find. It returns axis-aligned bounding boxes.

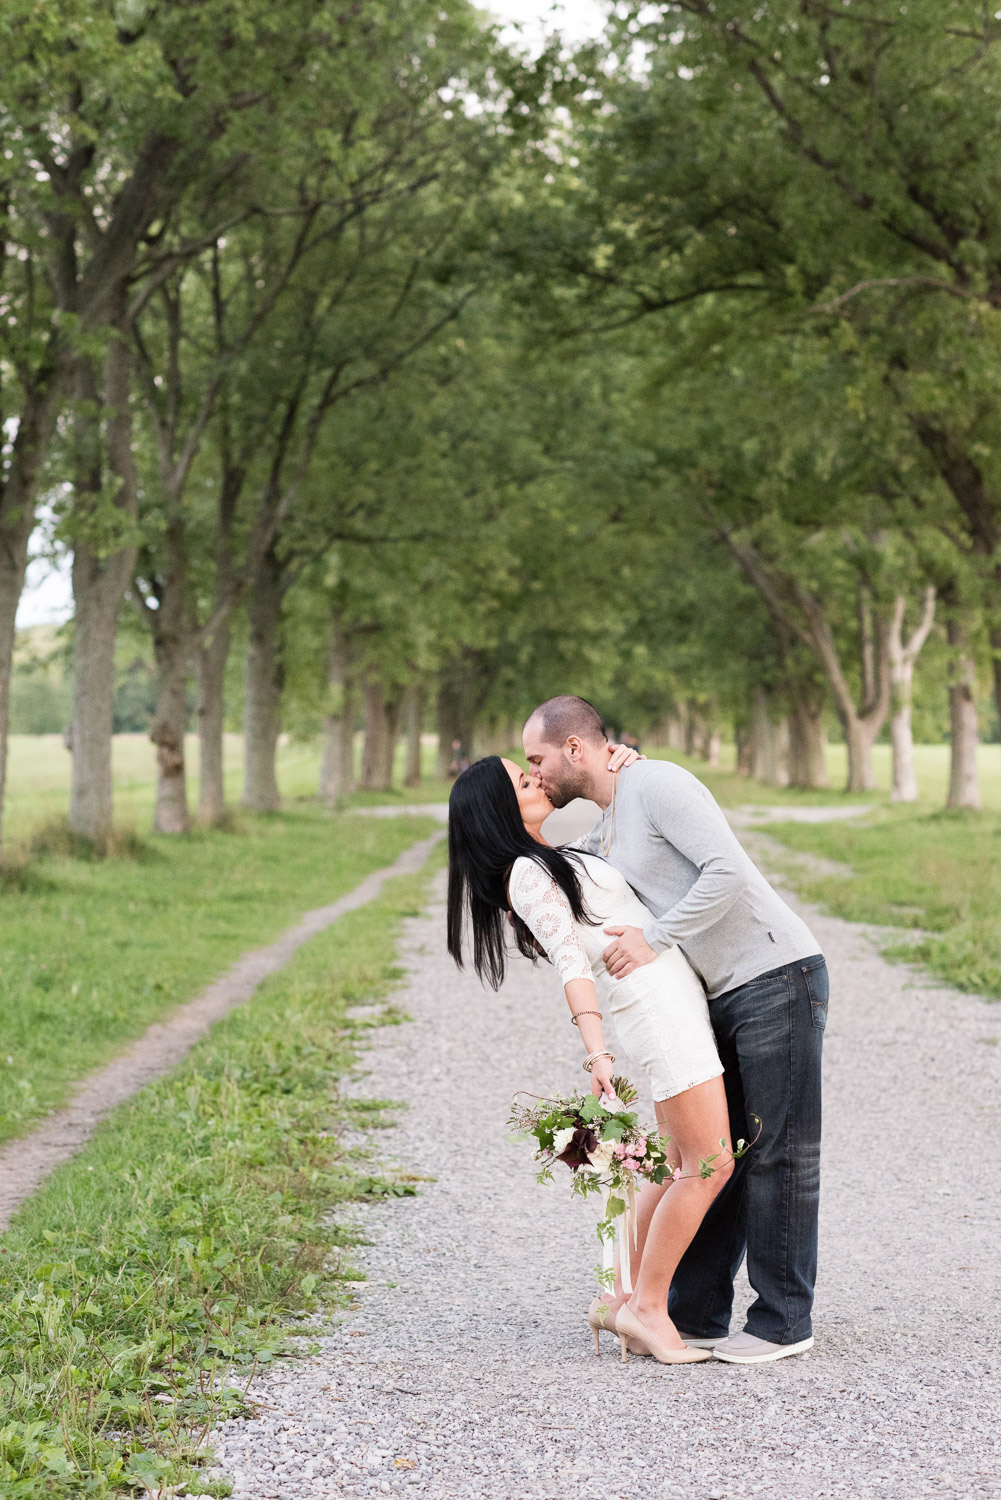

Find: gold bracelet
[571,1010,601,1027]
[583,1050,614,1073]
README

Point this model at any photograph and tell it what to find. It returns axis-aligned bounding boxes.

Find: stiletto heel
[616,1305,713,1365]
[592,1325,600,1356]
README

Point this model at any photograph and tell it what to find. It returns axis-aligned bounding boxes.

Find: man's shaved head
[526,695,608,749]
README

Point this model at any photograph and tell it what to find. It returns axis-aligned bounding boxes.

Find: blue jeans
[668,955,828,1345]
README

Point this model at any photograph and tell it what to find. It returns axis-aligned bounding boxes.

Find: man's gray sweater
[579,760,820,998]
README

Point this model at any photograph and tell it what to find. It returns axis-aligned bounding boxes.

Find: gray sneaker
[713,1331,814,1364]
[677,1332,727,1349]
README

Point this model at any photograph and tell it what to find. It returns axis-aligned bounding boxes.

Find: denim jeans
[668,954,828,1345]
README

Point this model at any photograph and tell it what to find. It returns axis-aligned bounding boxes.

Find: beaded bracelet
[571,1010,601,1027]
[583,1049,614,1074]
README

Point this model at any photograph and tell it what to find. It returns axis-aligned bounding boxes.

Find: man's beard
[545,763,592,809]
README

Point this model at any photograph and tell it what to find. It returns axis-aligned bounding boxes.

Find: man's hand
[602,925,658,980]
[606,743,645,773]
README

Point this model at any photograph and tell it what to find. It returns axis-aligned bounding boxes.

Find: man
[523,694,828,1365]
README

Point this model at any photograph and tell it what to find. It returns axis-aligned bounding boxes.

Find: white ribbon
[599,1178,642,1296]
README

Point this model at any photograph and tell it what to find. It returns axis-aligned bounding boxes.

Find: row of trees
[3,1,1000,854]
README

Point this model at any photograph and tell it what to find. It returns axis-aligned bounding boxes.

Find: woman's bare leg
[624,1075,733,1350]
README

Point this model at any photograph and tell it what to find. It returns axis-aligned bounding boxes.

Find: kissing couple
[446,695,828,1367]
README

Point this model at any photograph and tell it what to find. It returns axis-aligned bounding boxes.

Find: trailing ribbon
[599,1179,642,1296]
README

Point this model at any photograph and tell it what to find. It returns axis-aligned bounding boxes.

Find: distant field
[3,732,449,841]
[6,733,999,842]
[648,741,1001,813]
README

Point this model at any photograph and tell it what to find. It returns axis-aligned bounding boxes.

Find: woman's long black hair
[446,755,596,990]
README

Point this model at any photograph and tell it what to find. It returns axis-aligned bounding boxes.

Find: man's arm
[638,771,746,952]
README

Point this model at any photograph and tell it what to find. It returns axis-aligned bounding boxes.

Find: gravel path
[210,830,1001,1500]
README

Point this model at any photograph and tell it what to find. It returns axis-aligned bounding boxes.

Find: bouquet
[509,1076,749,1292]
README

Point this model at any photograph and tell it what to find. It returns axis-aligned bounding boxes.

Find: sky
[17,0,612,630]
[488,0,609,51]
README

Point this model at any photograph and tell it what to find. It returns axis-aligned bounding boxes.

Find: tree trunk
[148,516,191,834]
[841,715,880,792]
[0,408,54,852]
[70,307,140,843]
[242,545,284,812]
[887,588,936,805]
[361,678,391,791]
[196,618,230,826]
[684,701,699,756]
[704,728,722,767]
[750,686,790,786]
[150,640,191,835]
[888,664,918,804]
[403,681,425,788]
[319,618,356,806]
[380,689,403,789]
[787,687,829,791]
[946,617,981,810]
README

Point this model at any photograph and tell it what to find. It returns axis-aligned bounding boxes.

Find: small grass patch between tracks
[0,850,440,1497]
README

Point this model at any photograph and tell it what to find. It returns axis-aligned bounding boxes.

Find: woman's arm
[509,859,615,1097]
[565,976,615,1098]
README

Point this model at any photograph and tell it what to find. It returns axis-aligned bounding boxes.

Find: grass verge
[0,847,441,1497]
[760,810,1001,1000]
[0,809,437,1142]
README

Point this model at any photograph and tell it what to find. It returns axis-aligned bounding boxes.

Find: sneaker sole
[680,1336,725,1349]
[713,1336,814,1364]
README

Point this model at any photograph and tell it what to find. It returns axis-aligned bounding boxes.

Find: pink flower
[623,1158,640,1172]
[672,1166,683,1182]
[614,1143,629,1159]
[633,1136,647,1155]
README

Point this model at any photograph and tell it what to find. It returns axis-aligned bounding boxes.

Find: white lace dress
[509,851,723,1102]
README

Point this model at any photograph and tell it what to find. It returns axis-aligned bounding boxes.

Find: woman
[447,755,734,1367]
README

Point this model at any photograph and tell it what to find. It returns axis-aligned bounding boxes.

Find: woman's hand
[590,1053,616,1099]
[606,742,645,773]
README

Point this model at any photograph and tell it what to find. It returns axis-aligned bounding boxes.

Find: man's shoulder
[619,758,710,800]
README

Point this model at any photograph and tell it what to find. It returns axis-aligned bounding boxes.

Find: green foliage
[0,858,436,1495]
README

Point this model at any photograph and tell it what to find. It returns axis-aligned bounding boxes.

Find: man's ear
[564,734,584,761]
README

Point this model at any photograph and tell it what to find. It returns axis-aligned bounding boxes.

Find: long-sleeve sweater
[578,759,820,998]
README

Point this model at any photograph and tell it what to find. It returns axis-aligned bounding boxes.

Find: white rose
[587,1139,618,1173]
[552,1126,575,1155]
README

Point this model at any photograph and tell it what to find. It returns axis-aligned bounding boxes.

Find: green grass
[0,851,440,1497]
[0,808,437,1142]
[3,733,452,842]
[756,809,1001,1000]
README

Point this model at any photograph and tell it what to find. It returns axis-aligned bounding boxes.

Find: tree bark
[146,515,192,834]
[887,588,936,804]
[196,618,230,826]
[361,677,391,791]
[380,688,403,790]
[242,544,284,812]
[319,618,356,805]
[946,617,981,810]
[750,685,790,786]
[403,681,425,787]
[69,300,140,844]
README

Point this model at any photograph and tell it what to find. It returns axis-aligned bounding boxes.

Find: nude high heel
[587,1299,651,1357]
[615,1304,713,1366]
[586,1299,617,1355]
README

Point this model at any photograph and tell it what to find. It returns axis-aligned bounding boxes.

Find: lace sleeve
[509,857,593,987]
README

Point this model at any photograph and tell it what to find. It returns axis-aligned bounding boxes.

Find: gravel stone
[207,830,1001,1500]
